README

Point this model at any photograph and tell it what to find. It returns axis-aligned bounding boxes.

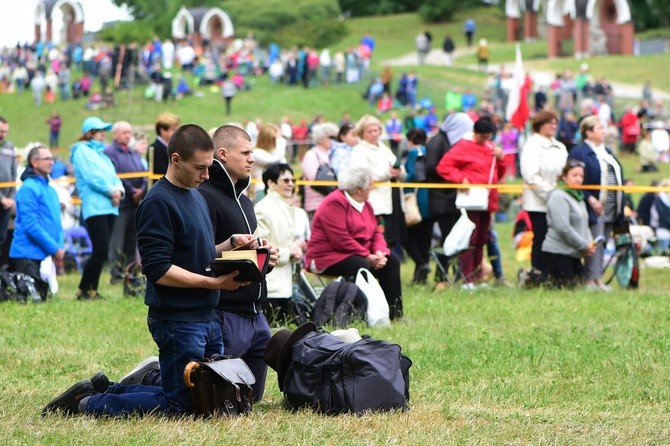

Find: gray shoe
[119,356,159,386]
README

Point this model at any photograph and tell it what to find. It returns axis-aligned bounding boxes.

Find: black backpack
[311,280,367,328]
[283,331,411,414]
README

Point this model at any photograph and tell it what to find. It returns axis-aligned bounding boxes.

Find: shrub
[224,0,346,48]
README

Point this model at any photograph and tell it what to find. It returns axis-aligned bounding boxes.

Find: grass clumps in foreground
[1,265,670,444]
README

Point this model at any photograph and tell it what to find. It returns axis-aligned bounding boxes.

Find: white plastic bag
[442,208,475,256]
[355,268,390,327]
[40,256,58,294]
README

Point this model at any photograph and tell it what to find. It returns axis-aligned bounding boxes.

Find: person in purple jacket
[104,121,148,284]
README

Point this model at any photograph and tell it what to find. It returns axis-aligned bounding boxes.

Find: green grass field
[1,9,670,445]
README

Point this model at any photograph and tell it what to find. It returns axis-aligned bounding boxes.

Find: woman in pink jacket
[436,117,505,290]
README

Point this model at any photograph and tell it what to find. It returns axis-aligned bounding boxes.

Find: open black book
[208,248,271,282]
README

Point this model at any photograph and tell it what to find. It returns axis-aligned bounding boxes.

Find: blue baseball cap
[82,117,112,133]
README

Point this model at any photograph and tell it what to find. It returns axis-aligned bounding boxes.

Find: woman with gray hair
[304,166,403,320]
[300,121,339,220]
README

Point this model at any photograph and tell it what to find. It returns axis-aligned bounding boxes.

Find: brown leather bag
[184,355,255,418]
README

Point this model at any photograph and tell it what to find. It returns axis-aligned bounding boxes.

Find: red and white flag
[505,44,531,130]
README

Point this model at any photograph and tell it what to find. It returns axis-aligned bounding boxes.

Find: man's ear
[170,152,180,165]
[218,147,227,161]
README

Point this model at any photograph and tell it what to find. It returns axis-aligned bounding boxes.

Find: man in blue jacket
[9,143,64,300]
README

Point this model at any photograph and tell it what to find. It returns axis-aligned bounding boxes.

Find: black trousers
[11,258,49,300]
[543,251,584,288]
[403,218,433,271]
[79,214,116,292]
[323,253,403,320]
[528,211,548,271]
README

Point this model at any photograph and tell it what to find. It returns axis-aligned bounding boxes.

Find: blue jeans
[84,383,163,417]
[487,227,503,279]
[216,310,271,402]
[84,318,223,416]
[150,318,223,414]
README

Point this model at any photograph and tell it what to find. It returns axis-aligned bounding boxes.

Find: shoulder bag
[455,156,495,211]
[403,189,422,227]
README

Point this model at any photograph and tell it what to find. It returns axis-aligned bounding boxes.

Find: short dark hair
[406,128,427,145]
[212,124,250,152]
[27,144,48,167]
[167,124,213,161]
[532,110,558,133]
[0,116,7,125]
[262,162,293,192]
[473,116,496,135]
[336,122,356,142]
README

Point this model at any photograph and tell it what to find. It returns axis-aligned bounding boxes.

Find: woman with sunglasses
[569,115,625,292]
[541,160,596,288]
[255,163,308,323]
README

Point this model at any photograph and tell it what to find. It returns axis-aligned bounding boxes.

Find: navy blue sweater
[136,177,218,322]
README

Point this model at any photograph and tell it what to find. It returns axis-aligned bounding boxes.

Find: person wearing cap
[70,116,124,300]
[425,112,474,289]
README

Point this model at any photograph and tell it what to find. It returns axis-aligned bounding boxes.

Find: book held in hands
[208,248,270,282]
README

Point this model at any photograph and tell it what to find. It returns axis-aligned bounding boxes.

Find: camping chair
[63,226,93,273]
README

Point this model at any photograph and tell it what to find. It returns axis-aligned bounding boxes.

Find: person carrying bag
[436,117,505,289]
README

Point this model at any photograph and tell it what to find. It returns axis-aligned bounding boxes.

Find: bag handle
[184,361,200,388]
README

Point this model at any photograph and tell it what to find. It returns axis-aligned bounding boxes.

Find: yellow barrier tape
[2,175,668,195]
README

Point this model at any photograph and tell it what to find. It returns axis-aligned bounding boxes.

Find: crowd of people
[1,24,670,420]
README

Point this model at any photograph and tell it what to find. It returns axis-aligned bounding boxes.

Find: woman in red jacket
[436,117,505,290]
[304,166,402,319]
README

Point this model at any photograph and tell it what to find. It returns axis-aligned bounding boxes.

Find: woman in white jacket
[255,162,308,324]
[350,115,406,253]
[520,110,568,275]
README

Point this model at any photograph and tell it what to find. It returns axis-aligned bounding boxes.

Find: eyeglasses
[35,157,54,161]
[279,178,296,184]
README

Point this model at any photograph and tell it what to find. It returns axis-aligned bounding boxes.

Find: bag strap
[312,147,330,166]
[487,155,496,185]
[333,283,359,326]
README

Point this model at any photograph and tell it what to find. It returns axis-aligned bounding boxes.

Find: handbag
[442,208,476,256]
[355,268,390,327]
[455,156,496,211]
[310,148,337,196]
[184,355,255,418]
[403,190,422,227]
[312,163,337,196]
